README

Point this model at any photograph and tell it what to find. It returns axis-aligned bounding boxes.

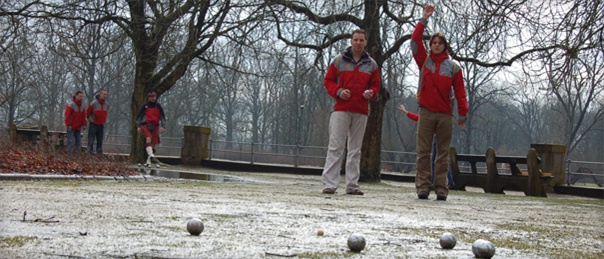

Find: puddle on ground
[140,169,247,182]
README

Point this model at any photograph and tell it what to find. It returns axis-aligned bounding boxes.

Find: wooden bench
[9,124,66,150]
[448,147,554,197]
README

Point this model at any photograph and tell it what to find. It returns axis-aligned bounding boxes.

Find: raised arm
[423,5,434,19]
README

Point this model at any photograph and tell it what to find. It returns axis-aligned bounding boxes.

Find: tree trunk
[358,0,385,182]
[360,93,388,182]
[129,83,147,163]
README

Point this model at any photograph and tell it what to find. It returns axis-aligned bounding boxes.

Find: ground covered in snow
[1,166,603,258]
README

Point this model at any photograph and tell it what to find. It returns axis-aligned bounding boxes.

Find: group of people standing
[64,89,166,167]
[64,89,109,156]
[321,5,468,201]
[65,5,465,200]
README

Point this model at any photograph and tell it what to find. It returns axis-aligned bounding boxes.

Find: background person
[321,28,381,196]
[64,90,87,155]
[410,5,468,201]
[86,89,109,155]
[398,104,455,188]
[136,91,166,167]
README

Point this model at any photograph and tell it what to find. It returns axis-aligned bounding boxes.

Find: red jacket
[87,97,109,125]
[406,111,419,121]
[324,47,381,115]
[65,98,87,130]
[411,19,468,118]
[136,101,166,128]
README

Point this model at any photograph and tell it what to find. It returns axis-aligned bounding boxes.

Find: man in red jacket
[64,91,87,155]
[321,29,381,195]
[411,5,468,201]
[136,91,166,167]
[87,89,109,155]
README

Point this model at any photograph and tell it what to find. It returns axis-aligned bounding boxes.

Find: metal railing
[206,139,421,174]
[94,134,183,157]
[565,160,604,187]
[100,135,603,186]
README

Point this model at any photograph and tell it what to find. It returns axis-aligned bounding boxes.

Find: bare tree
[0,20,37,128]
[505,73,549,145]
[265,0,576,181]
[528,0,604,156]
[1,0,266,161]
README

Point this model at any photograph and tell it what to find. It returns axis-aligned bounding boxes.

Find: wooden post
[527,148,544,197]
[530,144,567,191]
[485,147,499,194]
[448,146,460,178]
[40,125,50,150]
[181,126,211,165]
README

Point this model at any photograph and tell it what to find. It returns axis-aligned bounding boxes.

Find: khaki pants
[321,111,368,193]
[416,108,453,195]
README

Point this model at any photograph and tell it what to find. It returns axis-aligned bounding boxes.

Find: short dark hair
[74,91,83,95]
[429,32,449,52]
[147,90,157,97]
[351,29,367,40]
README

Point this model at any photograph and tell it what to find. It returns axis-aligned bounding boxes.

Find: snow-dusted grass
[1,167,602,258]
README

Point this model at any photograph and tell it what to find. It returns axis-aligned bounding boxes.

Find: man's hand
[423,5,435,19]
[339,89,351,100]
[66,126,72,131]
[362,89,374,100]
[160,127,165,134]
[137,127,142,134]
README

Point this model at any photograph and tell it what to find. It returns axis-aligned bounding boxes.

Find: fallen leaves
[0,139,138,176]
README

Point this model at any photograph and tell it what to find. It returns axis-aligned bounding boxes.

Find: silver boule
[439,232,457,249]
[186,218,204,236]
[472,239,496,259]
[347,233,366,252]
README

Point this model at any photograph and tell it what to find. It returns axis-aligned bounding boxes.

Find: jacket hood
[429,51,449,64]
[342,46,370,63]
[72,97,82,106]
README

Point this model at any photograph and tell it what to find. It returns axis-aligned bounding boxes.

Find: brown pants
[416,108,453,195]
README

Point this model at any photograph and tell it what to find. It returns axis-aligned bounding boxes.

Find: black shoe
[322,188,336,194]
[150,157,159,163]
[346,189,364,195]
[417,192,429,199]
[436,194,447,201]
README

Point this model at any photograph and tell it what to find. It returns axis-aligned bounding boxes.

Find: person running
[136,91,166,168]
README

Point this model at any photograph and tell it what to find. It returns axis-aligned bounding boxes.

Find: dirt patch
[1,166,603,258]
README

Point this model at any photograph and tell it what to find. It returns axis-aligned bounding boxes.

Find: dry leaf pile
[0,139,139,176]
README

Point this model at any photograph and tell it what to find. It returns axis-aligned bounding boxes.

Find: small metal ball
[472,239,496,259]
[186,218,204,236]
[439,232,457,249]
[347,233,366,252]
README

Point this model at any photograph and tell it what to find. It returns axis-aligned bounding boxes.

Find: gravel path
[1,166,603,258]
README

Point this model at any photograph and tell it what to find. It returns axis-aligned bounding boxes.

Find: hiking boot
[322,188,336,194]
[436,192,448,201]
[346,189,364,195]
[417,192,429,199]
